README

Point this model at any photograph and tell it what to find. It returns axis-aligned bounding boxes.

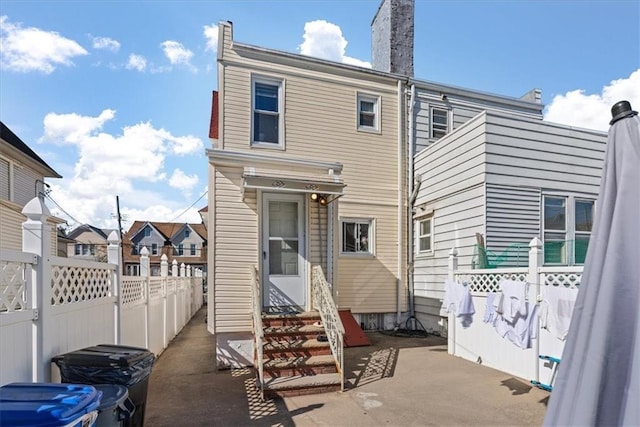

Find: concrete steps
[256,311,342,397]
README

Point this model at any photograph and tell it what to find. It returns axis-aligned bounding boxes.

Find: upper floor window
[357,93,380,132]
[144,227,151,237]
[190,244,196,256]
[543,195,594,265]
[341,218,374,255]
[416,216,433,254]
[151,243,158,255]
[430,107,449,139]
[252,76,283,147]
[185,229,190,238]
[178,244,184,256]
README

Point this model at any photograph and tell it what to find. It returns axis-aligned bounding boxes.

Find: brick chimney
[371,0,415,76]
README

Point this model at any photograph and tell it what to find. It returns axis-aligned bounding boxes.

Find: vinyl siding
[413,85,543,154]
[13,165,41,206]
[485,184,540,266]
[484,113,606,193]
[0,158,9,200]
[212,166,258,332]
[337,201,405,313]
[308,200,328,272]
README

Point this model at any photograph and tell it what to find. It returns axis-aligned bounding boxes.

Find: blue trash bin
[93,384,135,427]
[0,382,102,427]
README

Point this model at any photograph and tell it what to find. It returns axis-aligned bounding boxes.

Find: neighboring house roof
[198,205,208,213]
[125,221,208,242]
[209,91,219,139]
[67,224,114,240]
[0,121,62,178]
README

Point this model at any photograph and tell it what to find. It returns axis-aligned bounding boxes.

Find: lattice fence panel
[455,272,528,293]
[1,261,27,312]
[149,279,165,299]
[121,278,145,305]
[51,265,113,305]
[543,272,581,289]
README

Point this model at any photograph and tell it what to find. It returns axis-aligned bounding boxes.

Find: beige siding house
[207,21,407,367]
[1,121,62,253]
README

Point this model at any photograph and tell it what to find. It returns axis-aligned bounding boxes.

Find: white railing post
[447,248,458,355]
[180,263,186,277]
[160,254,168,277]
[186,265,192,277]
[21,197,52,382]
[107,231,122,344]
[160,254,168,348]
[140,247,150,349]
[171,259,178,277]
[529,237,543,382]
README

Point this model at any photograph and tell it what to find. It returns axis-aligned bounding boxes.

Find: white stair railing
[311,266,345,391]
[250,266,264,399]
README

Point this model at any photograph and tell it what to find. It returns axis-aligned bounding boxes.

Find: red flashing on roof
[209,91,219,139]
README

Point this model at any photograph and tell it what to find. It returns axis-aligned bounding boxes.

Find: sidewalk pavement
[145,307,549,426]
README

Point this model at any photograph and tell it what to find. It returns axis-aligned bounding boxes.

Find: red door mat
[338,310,371,347]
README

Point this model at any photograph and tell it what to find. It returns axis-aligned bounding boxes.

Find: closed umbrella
[543,100,640,426]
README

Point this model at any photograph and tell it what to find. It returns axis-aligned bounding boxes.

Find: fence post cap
[140,246,149,256]
[107,230,120,244]
[529,237,543,248]
[172,259,178,265]
[161,254,168,261]
[21,197,51,221]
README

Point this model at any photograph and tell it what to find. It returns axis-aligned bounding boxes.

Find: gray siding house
[411,110,607,333]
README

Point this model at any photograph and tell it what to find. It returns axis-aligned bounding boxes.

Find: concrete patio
[145,307,549,426]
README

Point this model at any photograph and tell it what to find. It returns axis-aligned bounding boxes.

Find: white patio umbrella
[543,101,640,426]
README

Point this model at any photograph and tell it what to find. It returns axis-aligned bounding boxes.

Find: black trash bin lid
[52,344,155,368]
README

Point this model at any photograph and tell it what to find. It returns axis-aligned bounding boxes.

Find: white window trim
[542,194,595,266]
[356,93,381,133]
[415,215,434,256]
[430,106,450,139]
[339,217,375,257]
[251,74,285,149]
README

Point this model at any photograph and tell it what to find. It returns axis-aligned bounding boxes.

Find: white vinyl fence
[447,237,581,386]
[0,197,203,386]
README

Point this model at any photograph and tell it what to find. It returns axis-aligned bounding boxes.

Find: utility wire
[44,193,83,228]
[169,190,208,223]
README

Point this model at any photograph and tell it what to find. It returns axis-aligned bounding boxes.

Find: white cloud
[168,169,199,194]
[0,15,88,73]
[126,54,147,72]
[160,40,196,71]
[544,69,640,132]
[298,20,371,68]
[40,110,204,228]
[203,23,218,52]
[91,36,120,52]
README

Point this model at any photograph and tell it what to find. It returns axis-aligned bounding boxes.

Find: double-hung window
[543,195,594,265]
[341,219,373,255]
[151,243,158,255]
[190,244,196,256]
[357,93,380,132]
[252,76,283,147]
[430,107,449,139]
[416,216,433,254]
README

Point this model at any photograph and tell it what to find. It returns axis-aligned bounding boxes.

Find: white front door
[262,193,306,311]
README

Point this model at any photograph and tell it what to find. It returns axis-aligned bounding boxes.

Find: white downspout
[407,84,416,329]
[396,79,404,326]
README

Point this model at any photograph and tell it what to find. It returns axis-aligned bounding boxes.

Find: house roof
[125,220,207,243]
[0,121,62,178]
[67,224,114,240]
[198,206,208,213]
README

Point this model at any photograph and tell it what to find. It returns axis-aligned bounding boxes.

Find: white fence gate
[447,237,581,385]
[0,197,203,386]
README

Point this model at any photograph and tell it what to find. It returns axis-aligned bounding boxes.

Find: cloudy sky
[1,0,638,232]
